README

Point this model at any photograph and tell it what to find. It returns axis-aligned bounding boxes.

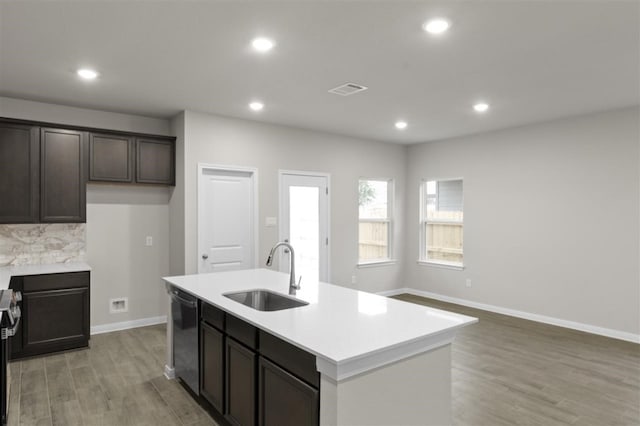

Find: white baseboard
[90,315,167,335]
[164,365,175,380]
[379,287,640,344]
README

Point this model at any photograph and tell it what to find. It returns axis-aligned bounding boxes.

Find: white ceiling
[1,1,638,144]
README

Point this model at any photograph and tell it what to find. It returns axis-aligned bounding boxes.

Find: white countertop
[0,262,92,289]
[163,268,477,381]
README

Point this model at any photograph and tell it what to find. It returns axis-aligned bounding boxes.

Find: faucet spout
[265,242,300,295]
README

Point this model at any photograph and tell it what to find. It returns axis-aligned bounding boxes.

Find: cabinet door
[201,321,225,413]
[135,138,174,185]
[225,338,257,426]
[40,128,87,222]
[0,122,39,223]
[258,357,319,426]
[89,133,134,182]
[22,287,89,357]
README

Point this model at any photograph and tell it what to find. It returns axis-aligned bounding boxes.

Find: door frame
[197,163,259,273]
[278,169,331,281]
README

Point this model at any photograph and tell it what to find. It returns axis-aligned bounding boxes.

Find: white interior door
[279,171,329,283]
[198,165,257,273]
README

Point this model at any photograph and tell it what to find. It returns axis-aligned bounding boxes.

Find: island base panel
[319,345,452,426]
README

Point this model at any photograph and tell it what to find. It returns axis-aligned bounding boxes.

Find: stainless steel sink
[223,289,309,312]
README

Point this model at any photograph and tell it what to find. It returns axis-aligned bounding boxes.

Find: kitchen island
[163,268,476,426]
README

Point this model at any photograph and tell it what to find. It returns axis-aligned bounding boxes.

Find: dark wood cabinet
[225,337,257,426]
[136,138,174,185]
[0,118,176,224]
[89,133,134,183]
[198,303,319,426]
[40,127,87,222]
[201,322,225,413]
[258,357,319,426]
[0,122,39,223]
[10,271,90,360]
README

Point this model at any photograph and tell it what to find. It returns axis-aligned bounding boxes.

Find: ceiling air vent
[328,83,368,96]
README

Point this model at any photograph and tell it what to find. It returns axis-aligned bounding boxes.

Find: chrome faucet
[266,242,301,295]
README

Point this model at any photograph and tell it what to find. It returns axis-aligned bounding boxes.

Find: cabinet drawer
[202,302,225,330]
[259,330,319,388]
[23,271,90,292]
[226,314,258,350]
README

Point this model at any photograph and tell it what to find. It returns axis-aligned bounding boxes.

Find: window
[358,179,393,263]
[420,179,463,267]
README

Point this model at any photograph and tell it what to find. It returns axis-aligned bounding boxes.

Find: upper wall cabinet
[40,128,88,223]
[0,122,39,223]
[135,138,175,185]
[0,117,175,224]
[89,133,134,183]
[88,134,175,186]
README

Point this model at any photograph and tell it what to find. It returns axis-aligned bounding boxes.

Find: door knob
[202,254,208,260]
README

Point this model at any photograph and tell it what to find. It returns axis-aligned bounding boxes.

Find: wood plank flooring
[392,294,640,426]
[8,325,217,426]
[7,298,639,426]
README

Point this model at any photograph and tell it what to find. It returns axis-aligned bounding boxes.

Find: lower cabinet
[10,271,90,359]
[225,337,257,426]
[258,357,319,426]
[201,322,225,413]
[199,304,319,426]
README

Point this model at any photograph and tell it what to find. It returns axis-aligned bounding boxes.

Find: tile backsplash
[0,224,86,266]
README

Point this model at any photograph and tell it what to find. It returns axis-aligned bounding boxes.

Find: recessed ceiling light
[249,101,264,111]
[251,37,275,52]
[395,121,408,130]
[423,19,450,35]
[77,68,98,80]
[473,102,490,113]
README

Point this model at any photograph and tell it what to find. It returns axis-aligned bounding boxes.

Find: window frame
[419,177,465,270]
[358,178,394,266]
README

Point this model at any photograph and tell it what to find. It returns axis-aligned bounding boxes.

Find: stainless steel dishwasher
[167,284,199,395]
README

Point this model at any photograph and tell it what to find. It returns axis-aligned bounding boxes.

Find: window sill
[357,260,397,268]
[417,260,465,271]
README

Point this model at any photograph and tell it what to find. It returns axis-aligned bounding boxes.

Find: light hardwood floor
[393,294,640,426]
[8,325,217,426]
[8,298,639,426]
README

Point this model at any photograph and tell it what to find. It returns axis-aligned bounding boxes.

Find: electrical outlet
[465,279,472,288]
[109,297,128,313]
[351,275,357,284]
[145,236,153,246]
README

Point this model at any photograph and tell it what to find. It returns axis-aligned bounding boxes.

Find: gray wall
[405,107,640,336]
[175,110,407,292]
[0,97,172,328]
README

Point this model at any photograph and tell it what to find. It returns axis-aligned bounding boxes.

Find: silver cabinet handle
[202,254,209,260]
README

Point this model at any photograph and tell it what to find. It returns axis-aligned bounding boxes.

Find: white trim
[374,288,406,297]
[197,163,260,272]
[357,260,397,268]
[378,288,640,344]
[90,315,167,335]
[416,260,465,271]
[164,365,175,380]
[278,169,331,281]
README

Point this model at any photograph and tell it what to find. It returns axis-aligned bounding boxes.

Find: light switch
[145,236,153,246]
[265,217,277,227]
